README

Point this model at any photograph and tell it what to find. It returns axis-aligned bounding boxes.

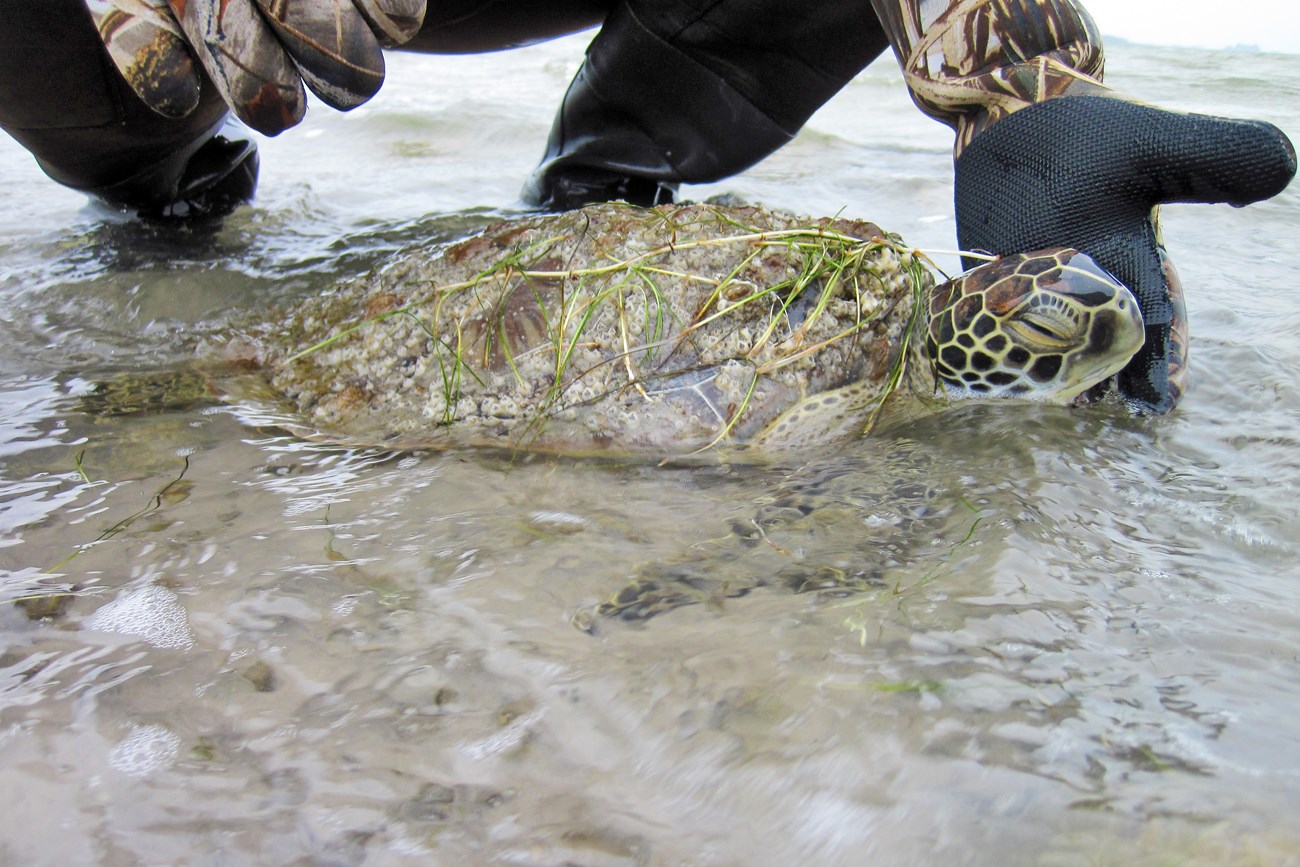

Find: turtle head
[920,248,1146,403]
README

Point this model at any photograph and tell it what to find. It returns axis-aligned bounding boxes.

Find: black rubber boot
[93,122,261,221]
[0,0,257,222]
[537,166,676,212]
[523,1,889,211]
[521,4,785,210]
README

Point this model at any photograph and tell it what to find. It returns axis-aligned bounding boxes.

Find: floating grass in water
[10,454,194,617]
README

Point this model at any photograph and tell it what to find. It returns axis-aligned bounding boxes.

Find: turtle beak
[1069,287,1147,404]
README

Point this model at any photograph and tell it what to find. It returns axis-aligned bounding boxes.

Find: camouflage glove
[868,0,1297,413]
[84,0,426,135]
[954,96,1296,412]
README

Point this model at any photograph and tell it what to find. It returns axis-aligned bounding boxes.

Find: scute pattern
[926,247,1144,400]
[254,203,922,456]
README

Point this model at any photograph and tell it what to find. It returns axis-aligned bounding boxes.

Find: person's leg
[0,0,258,218]
[522,0,892,209]
[401,0,609,53]
[1,1,609,217]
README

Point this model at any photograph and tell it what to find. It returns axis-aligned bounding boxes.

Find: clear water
[1,36,1299,865]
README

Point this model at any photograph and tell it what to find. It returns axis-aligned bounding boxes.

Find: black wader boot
[522,1,889,210]
[0,0,258,220]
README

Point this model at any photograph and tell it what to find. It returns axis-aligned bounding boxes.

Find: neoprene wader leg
[0,0,258,219]
[521,1,891,210]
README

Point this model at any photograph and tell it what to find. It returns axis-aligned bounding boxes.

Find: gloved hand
[85,0,426,135]
[954,95,1296,413]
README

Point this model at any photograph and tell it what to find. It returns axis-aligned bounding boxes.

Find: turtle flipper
[574,452,939,631]
[584,564,761,626]
[575,555,889,632]
[776,563,885,596]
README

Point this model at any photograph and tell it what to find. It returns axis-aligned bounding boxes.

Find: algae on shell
[249,203,930,456]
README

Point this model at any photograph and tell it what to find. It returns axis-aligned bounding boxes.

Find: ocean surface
[1,34,1298,866]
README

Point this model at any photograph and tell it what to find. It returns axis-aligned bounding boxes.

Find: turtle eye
[1006,312,1075,351]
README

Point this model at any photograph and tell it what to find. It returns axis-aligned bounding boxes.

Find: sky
[1081,0,1300,53]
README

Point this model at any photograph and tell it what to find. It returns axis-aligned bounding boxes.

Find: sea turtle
[70,202,1146,626]
[230,202,1144,458]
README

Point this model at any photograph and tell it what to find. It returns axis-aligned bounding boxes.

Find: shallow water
[2,36,1300,866]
